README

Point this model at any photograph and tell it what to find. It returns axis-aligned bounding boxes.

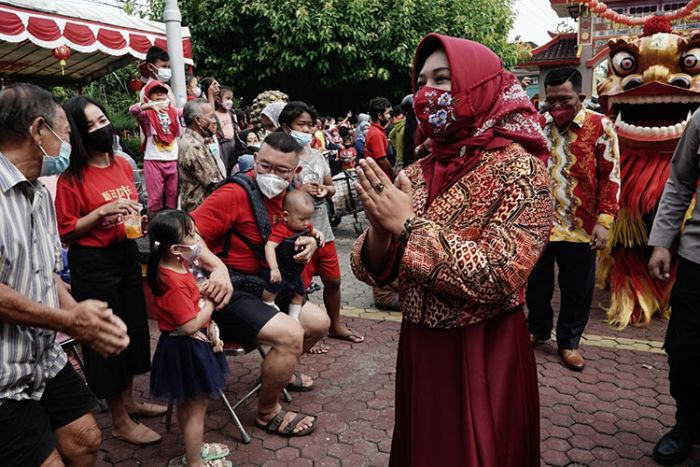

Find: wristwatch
[398,216,416,245]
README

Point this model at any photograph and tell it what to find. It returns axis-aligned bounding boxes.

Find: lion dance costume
[597,16,699,328]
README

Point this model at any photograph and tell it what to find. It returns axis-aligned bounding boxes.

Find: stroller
[328,168,364,234]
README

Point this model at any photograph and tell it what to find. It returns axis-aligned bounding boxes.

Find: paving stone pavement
[91,215,700,466]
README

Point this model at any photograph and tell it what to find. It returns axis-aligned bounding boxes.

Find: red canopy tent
[0,0,193,86]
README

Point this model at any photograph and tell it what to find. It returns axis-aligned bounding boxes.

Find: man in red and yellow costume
[527,67,621,371]
[597,17,700,328]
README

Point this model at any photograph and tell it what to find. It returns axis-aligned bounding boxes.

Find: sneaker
[306,281,322,294]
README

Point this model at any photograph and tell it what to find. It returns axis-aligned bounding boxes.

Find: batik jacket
[351,144,553,329]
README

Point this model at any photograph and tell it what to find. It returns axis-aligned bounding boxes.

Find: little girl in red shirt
[146,210,231,467]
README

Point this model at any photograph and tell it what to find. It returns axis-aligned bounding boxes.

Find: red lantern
[52,45,71,76]
[130,78,143,93]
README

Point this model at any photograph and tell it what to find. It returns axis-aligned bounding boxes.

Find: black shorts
[261,268,306,296]
[0,363,98,467]
[211,290,280,347]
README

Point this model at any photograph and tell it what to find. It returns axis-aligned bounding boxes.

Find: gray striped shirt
[0,152,67,403]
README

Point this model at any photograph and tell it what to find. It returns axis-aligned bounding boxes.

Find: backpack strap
[216,172,272,259]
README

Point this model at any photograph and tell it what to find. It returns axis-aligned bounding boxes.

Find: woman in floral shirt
[352,33,554,466]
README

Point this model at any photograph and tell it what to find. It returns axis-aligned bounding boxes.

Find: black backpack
[214,172,308,293]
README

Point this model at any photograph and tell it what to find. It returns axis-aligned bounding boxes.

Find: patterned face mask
[413,87,459,139]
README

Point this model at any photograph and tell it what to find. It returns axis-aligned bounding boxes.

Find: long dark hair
[146,209,196,296]
[278,101,319,130]
[62,96,113,181]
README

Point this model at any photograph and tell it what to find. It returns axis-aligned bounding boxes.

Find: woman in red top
[55,96,164,446]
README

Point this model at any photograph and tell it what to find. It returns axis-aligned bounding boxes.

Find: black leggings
[68,240,151,399]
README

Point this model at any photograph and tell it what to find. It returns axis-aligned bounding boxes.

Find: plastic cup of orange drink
[124,213,143,239]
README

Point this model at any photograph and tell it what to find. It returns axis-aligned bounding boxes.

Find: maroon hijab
[412,34,549,205]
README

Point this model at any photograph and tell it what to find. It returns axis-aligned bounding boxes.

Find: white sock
[288,304,302,320]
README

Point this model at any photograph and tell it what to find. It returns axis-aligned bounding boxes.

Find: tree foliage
[179,0,518,113]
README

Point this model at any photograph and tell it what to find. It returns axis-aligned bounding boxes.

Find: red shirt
[365,122,389,160]
[152,267,203,332]
[268,223,313,244]
[55,156,137,247]
[191,171,284,273]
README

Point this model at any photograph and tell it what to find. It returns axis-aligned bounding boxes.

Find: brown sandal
[256,409,318,437]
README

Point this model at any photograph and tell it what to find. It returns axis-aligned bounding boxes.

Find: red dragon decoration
[597,17,700,328]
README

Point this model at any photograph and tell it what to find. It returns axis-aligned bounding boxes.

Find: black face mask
[85,124,114,153]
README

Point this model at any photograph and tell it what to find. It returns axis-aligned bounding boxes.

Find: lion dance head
[598,22,700,148]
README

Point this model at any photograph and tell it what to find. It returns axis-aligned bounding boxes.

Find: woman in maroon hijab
[351,33,554,466]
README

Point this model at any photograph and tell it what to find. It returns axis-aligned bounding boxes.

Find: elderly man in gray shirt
[0,84,129,467]
[648,109,700,465]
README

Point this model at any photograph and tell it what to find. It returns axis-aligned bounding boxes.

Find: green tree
[179,0,517,113]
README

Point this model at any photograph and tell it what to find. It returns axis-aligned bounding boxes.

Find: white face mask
[222,100,233,111]
[256,173,289,199]
[191,86,202,97]
[177,241,202,263]
[290,130,312,147]
[157,68,172,83]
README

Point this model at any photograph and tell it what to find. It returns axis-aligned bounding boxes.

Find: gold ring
[374,182,385,193]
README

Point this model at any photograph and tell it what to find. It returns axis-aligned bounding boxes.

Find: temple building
[517,0,700,99]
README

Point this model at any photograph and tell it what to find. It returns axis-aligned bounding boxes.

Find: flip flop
[328,330,365,343]
[113,422,162,446]
[285,371,314,392]
[126,402,168,418]
[256,409,318,437]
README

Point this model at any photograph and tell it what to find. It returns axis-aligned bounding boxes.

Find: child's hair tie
[153,241,161,250]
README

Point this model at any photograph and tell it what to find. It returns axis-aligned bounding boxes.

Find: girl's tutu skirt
[150,333,229,401]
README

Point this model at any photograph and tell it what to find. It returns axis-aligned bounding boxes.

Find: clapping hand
[355,158,414,236]
[69,300,129,357]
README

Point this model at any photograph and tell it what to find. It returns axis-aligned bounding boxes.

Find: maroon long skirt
[390,308,540,467]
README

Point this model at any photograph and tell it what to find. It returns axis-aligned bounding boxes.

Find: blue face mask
[290,129,312,147]
[39,124,72,176]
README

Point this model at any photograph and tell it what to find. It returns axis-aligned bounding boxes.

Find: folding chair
[164,342,292,444]
[57,333,108,412]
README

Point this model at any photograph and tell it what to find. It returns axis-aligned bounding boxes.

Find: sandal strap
[265,410,287,432]
[294,372,303,387]
[203,459,231,467]
[282,413,308,435]
[201,442,229,460]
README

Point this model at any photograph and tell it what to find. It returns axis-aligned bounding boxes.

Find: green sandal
[180,442,230,465]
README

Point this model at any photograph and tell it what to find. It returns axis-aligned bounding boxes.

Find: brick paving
[91,215,700,466]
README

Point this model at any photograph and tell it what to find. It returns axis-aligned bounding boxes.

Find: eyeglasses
[255,160,295,177]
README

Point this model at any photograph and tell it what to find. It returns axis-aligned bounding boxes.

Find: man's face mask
[256,173,289,198]
[37,123,72,176]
